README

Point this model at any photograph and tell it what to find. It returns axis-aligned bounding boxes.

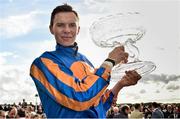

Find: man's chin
[62,41,75,46]
[56,38,75,46]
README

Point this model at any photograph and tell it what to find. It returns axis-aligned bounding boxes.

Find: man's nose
[63,25,71,33]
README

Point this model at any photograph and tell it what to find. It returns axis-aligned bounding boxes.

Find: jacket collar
[55,42,78,56]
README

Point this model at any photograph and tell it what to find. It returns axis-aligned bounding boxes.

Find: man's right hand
[108,45,128,65]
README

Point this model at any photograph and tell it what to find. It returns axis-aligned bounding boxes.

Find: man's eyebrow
[56,22,64,24]
[56,22,76,24]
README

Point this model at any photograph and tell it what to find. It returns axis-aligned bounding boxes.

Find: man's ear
[77,26,80,35]
[49,25,54,35]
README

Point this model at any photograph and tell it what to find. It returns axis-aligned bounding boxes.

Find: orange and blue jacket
[30,43,114,118]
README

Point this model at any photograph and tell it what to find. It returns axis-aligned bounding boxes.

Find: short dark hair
[134,103,141,109]
[152,102,159,108]
[50,4,79,27]
[121,105,129,113]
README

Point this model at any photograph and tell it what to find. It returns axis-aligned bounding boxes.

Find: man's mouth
[62,36,72,39]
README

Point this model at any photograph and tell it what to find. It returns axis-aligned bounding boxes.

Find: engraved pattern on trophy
[90,12,156,81]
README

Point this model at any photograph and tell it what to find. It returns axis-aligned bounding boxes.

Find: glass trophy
[89,12,156,81]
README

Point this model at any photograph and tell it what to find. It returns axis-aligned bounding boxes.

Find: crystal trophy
[89,12,156,81]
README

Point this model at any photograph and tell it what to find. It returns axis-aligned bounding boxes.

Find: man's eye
[57,24,64,27]
[69,23,76,27]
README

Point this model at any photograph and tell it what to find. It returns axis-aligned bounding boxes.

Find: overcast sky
[0,0,180,104]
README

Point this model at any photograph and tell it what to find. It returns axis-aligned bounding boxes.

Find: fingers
[115,46,128,64]
[121,70,142,86]
[125,70,141,80]
[121,53,128,63]
[108,45,129,65]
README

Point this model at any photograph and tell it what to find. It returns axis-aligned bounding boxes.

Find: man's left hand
[120,70,141,87]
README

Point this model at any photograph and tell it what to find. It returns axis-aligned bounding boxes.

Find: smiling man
[30,4,141,118]
[49,11,79,46]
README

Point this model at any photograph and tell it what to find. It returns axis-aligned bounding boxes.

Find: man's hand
[111,70,141,98]
[108,46,128,65]
[120,70,141,87]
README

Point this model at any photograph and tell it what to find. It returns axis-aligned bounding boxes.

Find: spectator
[17,107,26,118]
[0,110,6,119]
[37,105,43,115]
[177,105,180,118]
[130,105,135,113]
[6,106,18,118]
[151,102,164,118]
[22,99,27,108]
[164,104,174,118]
[0,105,3,110]
[3,104,9,111]
[144,106,152,119]
[106,107,114,118]
[113,106,120,117]
[114,105,130,118]
[129,103,144,118]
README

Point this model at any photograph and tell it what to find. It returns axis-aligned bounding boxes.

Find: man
[114,105,130,118]
[113,106,119,117]
[129,103,144,119]
[163,104,174,118]
[6,107,18,118]
[21,99,27,108]
[30,4,141,118]
[151,102,164,118]
[0,110,6,119]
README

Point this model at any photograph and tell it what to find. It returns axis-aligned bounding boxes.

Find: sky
[0,0,180,105]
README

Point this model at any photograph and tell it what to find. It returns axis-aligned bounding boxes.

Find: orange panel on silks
[70,61,95,80]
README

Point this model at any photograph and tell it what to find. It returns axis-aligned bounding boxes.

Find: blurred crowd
[1,99,180,118]
[107,102,180,118]
[0,99,45,119]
